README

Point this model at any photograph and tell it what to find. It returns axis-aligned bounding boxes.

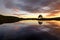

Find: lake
[0,20,60,40]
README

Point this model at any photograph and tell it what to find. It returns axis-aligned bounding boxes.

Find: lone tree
[38,15,43,19]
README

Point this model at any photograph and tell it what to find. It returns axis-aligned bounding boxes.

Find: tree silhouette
[38,15,43,19]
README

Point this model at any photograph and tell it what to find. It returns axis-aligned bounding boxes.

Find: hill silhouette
[0,15,23,24]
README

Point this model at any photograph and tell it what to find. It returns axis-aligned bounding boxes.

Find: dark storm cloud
[4,0,60,13]
[4,0,15,8]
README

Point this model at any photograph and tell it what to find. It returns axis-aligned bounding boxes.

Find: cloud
[14,0,58,13]
[0,0,60,13]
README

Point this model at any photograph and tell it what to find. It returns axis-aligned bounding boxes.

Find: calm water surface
[0,20,60,40]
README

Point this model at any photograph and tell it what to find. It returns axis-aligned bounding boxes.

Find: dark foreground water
[0,20,60,40]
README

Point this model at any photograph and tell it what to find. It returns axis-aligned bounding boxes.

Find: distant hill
[0,15,23,24]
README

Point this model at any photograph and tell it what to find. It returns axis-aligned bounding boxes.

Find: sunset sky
[0,0,60,18]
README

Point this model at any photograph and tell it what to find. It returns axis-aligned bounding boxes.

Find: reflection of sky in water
[0,20,60,40]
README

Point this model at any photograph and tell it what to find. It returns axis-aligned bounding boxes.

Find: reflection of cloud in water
[47,20,60,27]
[0,20,60,40]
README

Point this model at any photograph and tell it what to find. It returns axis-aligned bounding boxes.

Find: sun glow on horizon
[1,10,60,18]
[18,13,49,18]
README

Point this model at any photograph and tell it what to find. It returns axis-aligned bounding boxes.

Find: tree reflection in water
[38,20,43,25]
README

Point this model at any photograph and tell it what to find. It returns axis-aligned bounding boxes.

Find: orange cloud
[46,11,60,18]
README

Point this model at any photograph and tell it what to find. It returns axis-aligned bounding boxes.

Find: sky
[0,0,60,18]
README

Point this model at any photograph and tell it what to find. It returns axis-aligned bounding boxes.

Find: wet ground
[0,20,60,40]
